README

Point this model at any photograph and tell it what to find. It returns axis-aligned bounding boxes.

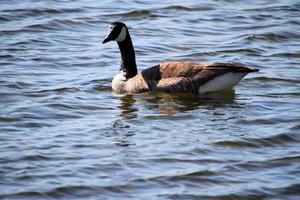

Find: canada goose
[102,22,259,94]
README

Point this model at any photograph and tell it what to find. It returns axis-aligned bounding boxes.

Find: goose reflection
[118,93,138,119]
[117,90,236,117]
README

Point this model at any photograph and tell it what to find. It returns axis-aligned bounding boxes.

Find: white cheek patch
[115,26,127,42]
[109,25,114,33]
[105,25,114,39]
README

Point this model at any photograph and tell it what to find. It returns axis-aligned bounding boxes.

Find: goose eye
[109,25,114,32]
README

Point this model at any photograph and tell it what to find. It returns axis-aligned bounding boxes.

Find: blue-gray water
[1,0,300,199]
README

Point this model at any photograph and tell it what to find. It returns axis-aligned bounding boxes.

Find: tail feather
[248,67,259,72]
[207,62,260,73]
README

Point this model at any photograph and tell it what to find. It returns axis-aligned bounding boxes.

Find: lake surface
[1,0,300,199]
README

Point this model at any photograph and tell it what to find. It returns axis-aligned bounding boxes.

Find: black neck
[117,30,137,79]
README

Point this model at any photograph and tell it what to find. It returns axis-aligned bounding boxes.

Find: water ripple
[215,133,299,148]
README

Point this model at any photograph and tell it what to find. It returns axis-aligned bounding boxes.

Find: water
[1,0,300,199]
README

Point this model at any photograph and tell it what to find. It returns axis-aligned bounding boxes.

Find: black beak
[102,34,113,44]
[102,37,110,44]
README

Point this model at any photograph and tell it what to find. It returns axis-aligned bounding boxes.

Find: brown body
[121,62,258,93]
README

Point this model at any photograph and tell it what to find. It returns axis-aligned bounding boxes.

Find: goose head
[102,22,128,44]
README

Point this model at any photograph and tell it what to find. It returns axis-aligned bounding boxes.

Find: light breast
[125,73,150,93]
[112,73,126,92]
[112,73,150,93]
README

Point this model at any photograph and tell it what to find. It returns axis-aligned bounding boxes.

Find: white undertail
[198,72,247,93]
